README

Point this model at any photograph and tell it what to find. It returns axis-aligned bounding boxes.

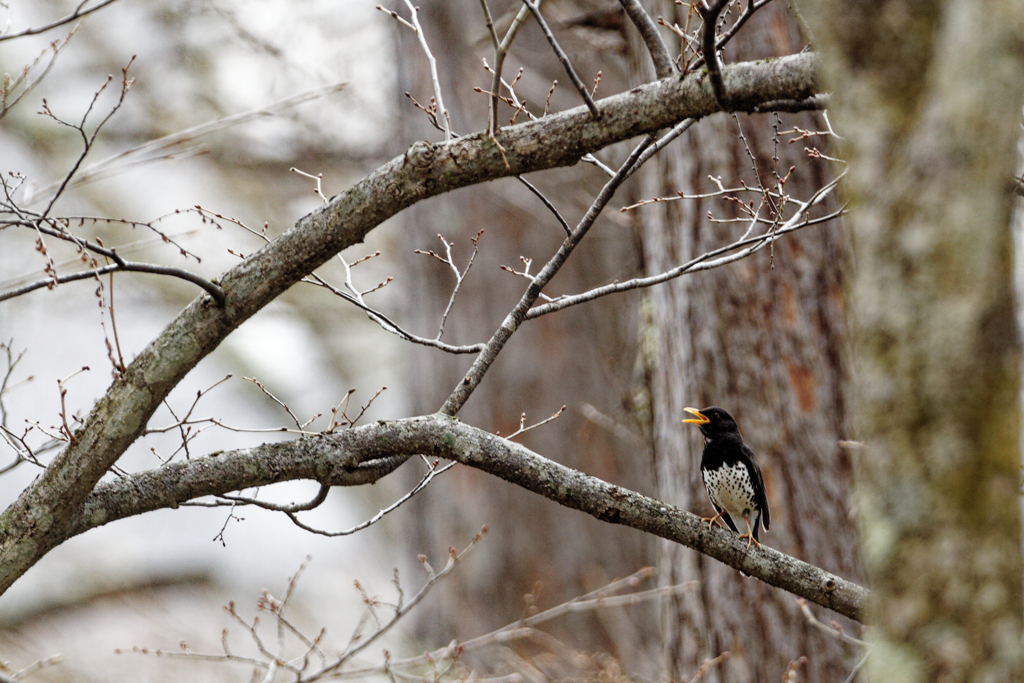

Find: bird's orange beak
[682,407,709,424]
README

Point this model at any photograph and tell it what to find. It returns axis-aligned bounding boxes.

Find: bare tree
[5,0,1018,679]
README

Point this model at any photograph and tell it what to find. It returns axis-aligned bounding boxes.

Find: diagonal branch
[522,0,601,117]
[67,414,868,622]
[0,0,123,42]
[0,52,821,596]
[617,0,676,78]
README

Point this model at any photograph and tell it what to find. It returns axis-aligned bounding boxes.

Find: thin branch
[686,0,777,73]
[279,458,455,538]
[348,569,694,677]
[522,0,600,118]
[378,3,451,141]
[526,177,845,318]
[617,0,676,78]
[304,528,488,680]
[0,0,120,41]
[796,598,867,647]
[516,176,572,236]
[0,260,225,304]
[478,0,500,50]
[39,57,135,218]
[26,82,348,201]
[698,0,730,105]
[304,271,485,355]
[488,3,534,135]
[500,405,566,440]
[221,484,330,513]
[440,134,656,416]
[0,28,78,121]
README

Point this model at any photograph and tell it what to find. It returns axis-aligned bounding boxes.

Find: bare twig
[499,405,566,440]
[686,0,776,74]
[478,0,500,49]
[0,28,78,121]
[617,0,676,78]
[290,168,329,204]
[526,176,846,319]
[796,598,867,647]
[305,528,489,681]
[277,457,454,537]
[0,260,225,305]
[487,3,534,135]
[39,57,135,218]
[0,0,120,41]
[26,82,347,201]
[522,0,600,118]
[516,177,572,236]
[698,0,730,105]
[0,655,63,682]
[414,232,484,340]
[378,3,451,140]
[441,133,657,416]
[305,272,486,354]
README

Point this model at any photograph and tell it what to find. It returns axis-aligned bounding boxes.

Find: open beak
[682,407,709,424]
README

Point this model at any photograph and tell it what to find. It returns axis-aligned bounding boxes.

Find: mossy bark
[803,0,1024,679]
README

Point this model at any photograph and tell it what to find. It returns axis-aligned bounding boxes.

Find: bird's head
[682,406,739,438]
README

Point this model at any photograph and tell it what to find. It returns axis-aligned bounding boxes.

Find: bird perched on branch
[682,406,770,548]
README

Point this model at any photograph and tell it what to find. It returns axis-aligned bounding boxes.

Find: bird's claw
[738,532,762,549]
[701,514,726,531]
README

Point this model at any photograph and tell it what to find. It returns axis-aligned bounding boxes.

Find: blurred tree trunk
[803,0,1024,680]
[394,0,659,672]
[630,2,862,681]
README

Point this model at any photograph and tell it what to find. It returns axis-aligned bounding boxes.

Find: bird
[682,406,770,549]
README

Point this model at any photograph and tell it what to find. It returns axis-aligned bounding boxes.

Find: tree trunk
[632,2,862,680]
[395,0,658,671]
[803,0,1024,680]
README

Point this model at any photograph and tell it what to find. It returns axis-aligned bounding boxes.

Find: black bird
[682,406,770,548]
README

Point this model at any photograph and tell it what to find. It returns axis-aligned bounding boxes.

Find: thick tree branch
[69,414,867,621]
[0,52,820,595]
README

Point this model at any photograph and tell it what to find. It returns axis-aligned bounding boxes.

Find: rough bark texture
[803,0,1024,680]
[58,414,868,621]
[631,2,862,681]
[397,0,658,665]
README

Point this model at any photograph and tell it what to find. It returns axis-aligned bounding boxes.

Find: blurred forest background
[1,0,864,681]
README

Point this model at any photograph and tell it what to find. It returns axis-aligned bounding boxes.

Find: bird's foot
[737,532,762,549]
[701,513,726,531]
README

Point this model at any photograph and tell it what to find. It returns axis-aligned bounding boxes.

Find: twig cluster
[120,530,489,682]
[122,551,710,682]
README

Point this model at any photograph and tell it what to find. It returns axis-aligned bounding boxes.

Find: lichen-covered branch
[67,414,867,621]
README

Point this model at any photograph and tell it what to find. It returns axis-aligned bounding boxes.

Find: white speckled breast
[702,462,756,517]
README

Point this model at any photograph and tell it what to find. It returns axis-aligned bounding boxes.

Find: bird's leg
[701,511,727,531]
[737,514,762,549]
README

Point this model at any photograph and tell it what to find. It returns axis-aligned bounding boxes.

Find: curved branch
[0,261,226,304]
[617,0,676,78]
[69,414,868,621]
[699,0,731,105]
[0,0,123,42]
[0,52,820,596]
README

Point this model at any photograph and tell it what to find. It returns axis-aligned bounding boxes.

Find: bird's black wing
[741,443,770,532]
